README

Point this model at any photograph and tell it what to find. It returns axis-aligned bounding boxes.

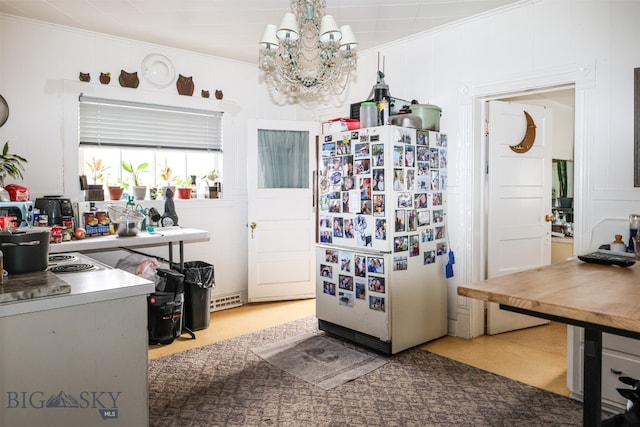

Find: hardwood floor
[422,320,569,396]
[148,298,568,396]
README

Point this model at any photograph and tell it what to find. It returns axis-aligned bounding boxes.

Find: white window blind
[79,94,223,151]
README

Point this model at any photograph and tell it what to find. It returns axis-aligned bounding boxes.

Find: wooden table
[457,259,640,427]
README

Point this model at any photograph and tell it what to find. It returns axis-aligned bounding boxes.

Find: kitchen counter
[0,270,71,304]
[0,265,155,318]
[48,226,209,270]
[48,226,209,253]
[0,257,154,427]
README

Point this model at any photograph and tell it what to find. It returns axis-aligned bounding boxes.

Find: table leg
[583,327,602,427]
[179,241,184,271]
[167,241,185,270]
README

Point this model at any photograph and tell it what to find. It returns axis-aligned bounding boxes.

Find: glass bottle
[630,214,640,251]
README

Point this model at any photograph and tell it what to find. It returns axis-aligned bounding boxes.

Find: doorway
[482,87,576,335]
[246,120,319,303]
[503,89,576,267]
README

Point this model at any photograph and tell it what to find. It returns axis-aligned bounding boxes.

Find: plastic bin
[172,261,215,331]
[148,268,185,345]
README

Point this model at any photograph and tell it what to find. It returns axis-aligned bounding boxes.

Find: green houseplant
[201,169,220,199]
[0,142,27,187]
[175,176,193,199]
[122,161,149,200]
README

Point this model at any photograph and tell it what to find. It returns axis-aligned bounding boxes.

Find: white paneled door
[247,120,319,302]
[486,100,553,334]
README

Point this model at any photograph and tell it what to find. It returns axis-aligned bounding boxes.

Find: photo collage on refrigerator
[318,127,448,312]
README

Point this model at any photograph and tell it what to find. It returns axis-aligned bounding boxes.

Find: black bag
[147,269,185,345]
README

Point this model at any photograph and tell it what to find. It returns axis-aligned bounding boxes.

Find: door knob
[545,214,555,222]
[249,222,257,239]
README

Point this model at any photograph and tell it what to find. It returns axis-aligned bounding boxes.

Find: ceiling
[0,0,522,64]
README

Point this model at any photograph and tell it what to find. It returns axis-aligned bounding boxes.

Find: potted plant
[158,159,175,197]
[201,169,220,199]
[122,161,149,200]
[107,185,124,200]
[0,142,27,187]
[175,176,192,199]
[85,156,109,201]
[106,176,125,200]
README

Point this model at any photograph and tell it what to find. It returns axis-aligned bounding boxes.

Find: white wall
[2,0,640,334]
[304,0,640,336]
[0,14,300,303]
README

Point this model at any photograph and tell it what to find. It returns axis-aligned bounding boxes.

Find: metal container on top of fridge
[316,125,448,354]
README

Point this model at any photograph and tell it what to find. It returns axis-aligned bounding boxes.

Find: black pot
[1,228,50,274]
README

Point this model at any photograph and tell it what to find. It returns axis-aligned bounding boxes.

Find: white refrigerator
[316,125,448,354]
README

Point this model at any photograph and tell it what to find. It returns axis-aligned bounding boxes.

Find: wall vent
[211,294,243,312]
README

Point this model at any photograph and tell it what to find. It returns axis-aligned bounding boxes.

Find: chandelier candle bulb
[277,13,300,40]
[339,25,357,50]
[319,15,341,42]
[259,24,279,49]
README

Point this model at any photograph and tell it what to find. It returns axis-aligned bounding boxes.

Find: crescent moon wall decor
[509,111,536,154]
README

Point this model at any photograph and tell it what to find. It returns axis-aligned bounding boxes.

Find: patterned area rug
[250,332,387,390]
[148,316,586,426]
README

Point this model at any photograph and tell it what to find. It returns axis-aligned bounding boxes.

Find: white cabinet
[568,325,640,412]
[0,268,153,427]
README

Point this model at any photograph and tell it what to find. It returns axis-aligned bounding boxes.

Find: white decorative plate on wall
[141,53,175,88]
[0,94,8,127]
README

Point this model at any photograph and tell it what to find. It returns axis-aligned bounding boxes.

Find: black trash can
[172,261,215,331]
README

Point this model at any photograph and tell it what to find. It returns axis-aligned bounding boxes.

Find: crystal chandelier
[259,0,358,103]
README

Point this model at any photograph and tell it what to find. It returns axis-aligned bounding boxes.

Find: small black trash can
[173,261,215,331]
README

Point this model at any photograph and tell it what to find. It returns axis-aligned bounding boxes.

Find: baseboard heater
[210,294,242,312]
[318,319,392,355]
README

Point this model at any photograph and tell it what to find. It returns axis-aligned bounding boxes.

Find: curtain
[258,129,309,188]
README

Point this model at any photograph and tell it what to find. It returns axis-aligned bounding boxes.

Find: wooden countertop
[457,259,640,334]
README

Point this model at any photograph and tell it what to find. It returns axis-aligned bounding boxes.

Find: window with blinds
[79,95,223,151]
[77,95,223,194]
